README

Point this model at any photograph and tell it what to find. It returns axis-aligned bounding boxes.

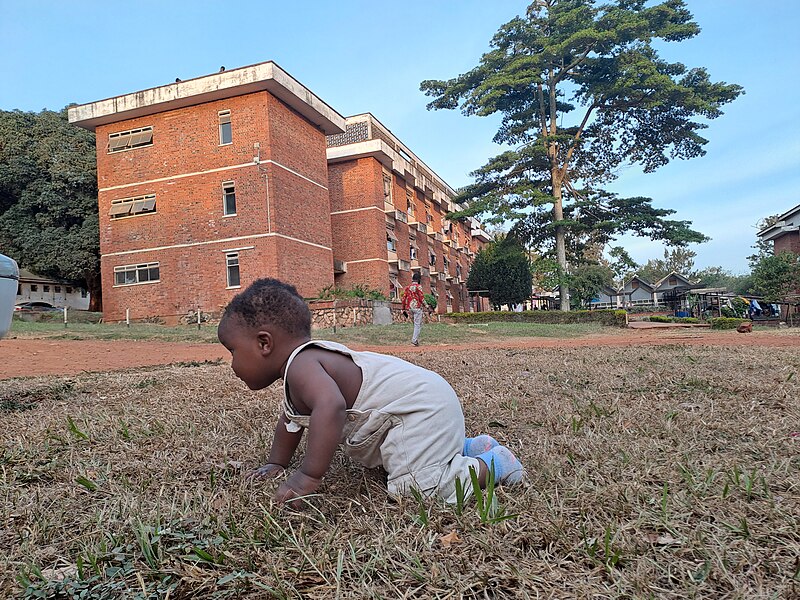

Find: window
[429,252,436,267]
[30,285,38,292]
[108,126,153,153]
[410,245,418,261]
[55,286,61,293]
[383,173,393,203]
[668,276,677,286]
[226,253,240,287]
[219,110,232,145]
[386,230,397,253]
[632,280,639,289]
[222,181,236,215]
[43,285,50,292]
[66,286,73,294]
[114,262,160,286]
[426,212,433,224]
[81,290,87,298]
[406,190,414,217]
[109,194,157,219]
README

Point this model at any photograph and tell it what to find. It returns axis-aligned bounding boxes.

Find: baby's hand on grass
[274,470,322,508]
[247,463,285,480]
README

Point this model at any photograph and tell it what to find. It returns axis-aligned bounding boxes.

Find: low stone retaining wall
[307,299,437,330]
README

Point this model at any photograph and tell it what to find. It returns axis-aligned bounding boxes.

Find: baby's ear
[256,330,274,355]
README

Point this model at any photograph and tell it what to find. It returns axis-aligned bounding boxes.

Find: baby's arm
[249,413,303,478]
[275,353,347,504]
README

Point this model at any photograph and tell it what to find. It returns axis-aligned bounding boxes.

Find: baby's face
[218,317,276,390]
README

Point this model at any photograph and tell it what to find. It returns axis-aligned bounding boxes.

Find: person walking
[401,271,425,346]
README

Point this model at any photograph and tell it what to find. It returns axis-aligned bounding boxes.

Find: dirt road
[1,328,797,380]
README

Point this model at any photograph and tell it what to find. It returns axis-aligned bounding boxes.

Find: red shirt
[402,283,424,310]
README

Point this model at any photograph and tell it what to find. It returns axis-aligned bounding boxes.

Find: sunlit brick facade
[69,62,490,322]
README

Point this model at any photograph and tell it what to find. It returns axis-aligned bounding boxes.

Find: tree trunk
[552,182,570,311]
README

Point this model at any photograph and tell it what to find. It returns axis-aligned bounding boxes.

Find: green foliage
[710,317,750,330]
[423,293,437,310]
[649,315,699,324]
[568,263,614,309]
[694,266,752,295]
[720,297,748,319]
[316,284,387,301]
[0,108,100,307]
[637,247,697,283]
[466,236,532,308]
[421,0,741,309]
[748,252,800,303]
[446,309,627,327]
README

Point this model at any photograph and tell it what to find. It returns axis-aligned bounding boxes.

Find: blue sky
[1,1,798,274]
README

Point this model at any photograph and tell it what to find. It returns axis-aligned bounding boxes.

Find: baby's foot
[463,434,499,457]
[476,445,525,485]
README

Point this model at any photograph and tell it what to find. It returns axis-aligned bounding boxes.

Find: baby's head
[218,279,312,389]
[221,278,311,339]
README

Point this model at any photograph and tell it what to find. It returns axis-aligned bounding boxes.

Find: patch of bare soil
[1,328,797,379]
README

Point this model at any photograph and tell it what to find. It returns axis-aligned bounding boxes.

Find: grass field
[7,318,613,345]
[1,341,798,598]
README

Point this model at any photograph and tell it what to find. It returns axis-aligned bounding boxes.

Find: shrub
[710,317,750,330]
[424,294,437,310]
[444,309,627,327]
[649,315,671,323]
[316,284,387,301]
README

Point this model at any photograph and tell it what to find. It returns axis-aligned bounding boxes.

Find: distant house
[591,285,621,309]
[15,269,90,310]
[757,204,800,257]
[619,275,655,307]
[653,271,694,308]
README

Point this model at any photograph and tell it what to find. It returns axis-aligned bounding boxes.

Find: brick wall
[774,232,800,255]
[97,90,333,322]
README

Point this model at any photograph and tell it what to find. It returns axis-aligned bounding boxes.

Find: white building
[15,269,90,310]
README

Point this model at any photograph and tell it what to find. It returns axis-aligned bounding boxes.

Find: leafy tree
[466,235,533,309]
[693,266,751,295]
[421,0,741,310]
[604,245,637,285]
[0,108,100,309]
[748,252,800,303]
[747,214,780,266]
[568,263,614,309]
[637,247,696,283]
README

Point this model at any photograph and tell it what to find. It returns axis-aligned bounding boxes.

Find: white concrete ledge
[68,61,346,135]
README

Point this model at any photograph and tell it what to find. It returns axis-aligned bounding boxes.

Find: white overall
[282,341,479,502]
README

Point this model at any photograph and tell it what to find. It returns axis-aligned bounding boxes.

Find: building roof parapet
[68,61,346,135]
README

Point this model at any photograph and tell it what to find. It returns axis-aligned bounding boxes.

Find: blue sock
[463,434,500,457]
[476,445,525,485]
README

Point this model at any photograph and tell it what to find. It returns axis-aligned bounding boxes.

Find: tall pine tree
[422,0,742,310]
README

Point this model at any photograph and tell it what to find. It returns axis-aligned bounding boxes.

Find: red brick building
[758,204,800,257]
[327,114,490,312]
[69,62,489,322]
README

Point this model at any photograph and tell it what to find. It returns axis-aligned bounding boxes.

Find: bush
[424,293,437,310]
[710,317,750,330]
[648,315,701,324]
[649,315,671,323]
[444,309,628,327]
[316,284,387,301]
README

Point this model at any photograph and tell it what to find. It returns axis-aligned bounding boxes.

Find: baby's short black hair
[223,278,311,337]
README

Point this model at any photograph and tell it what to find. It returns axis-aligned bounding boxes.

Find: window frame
[107,126,153,154]
[226,252,241,288]
[222,181,237,216]
[109,194,157,219]
[219,110,232,146]
[113,262,160,287]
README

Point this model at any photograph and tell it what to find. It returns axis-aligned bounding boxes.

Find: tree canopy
[0,108,100,308]
[421,0,742,310]
[466,235,533,309]
[748,252,800,303]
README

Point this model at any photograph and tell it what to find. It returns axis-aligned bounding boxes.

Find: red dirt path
[1,329,797,380]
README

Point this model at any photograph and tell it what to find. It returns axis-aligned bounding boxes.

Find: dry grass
[1,345,798,598]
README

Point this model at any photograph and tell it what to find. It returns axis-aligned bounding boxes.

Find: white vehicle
[0,254,19,338]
